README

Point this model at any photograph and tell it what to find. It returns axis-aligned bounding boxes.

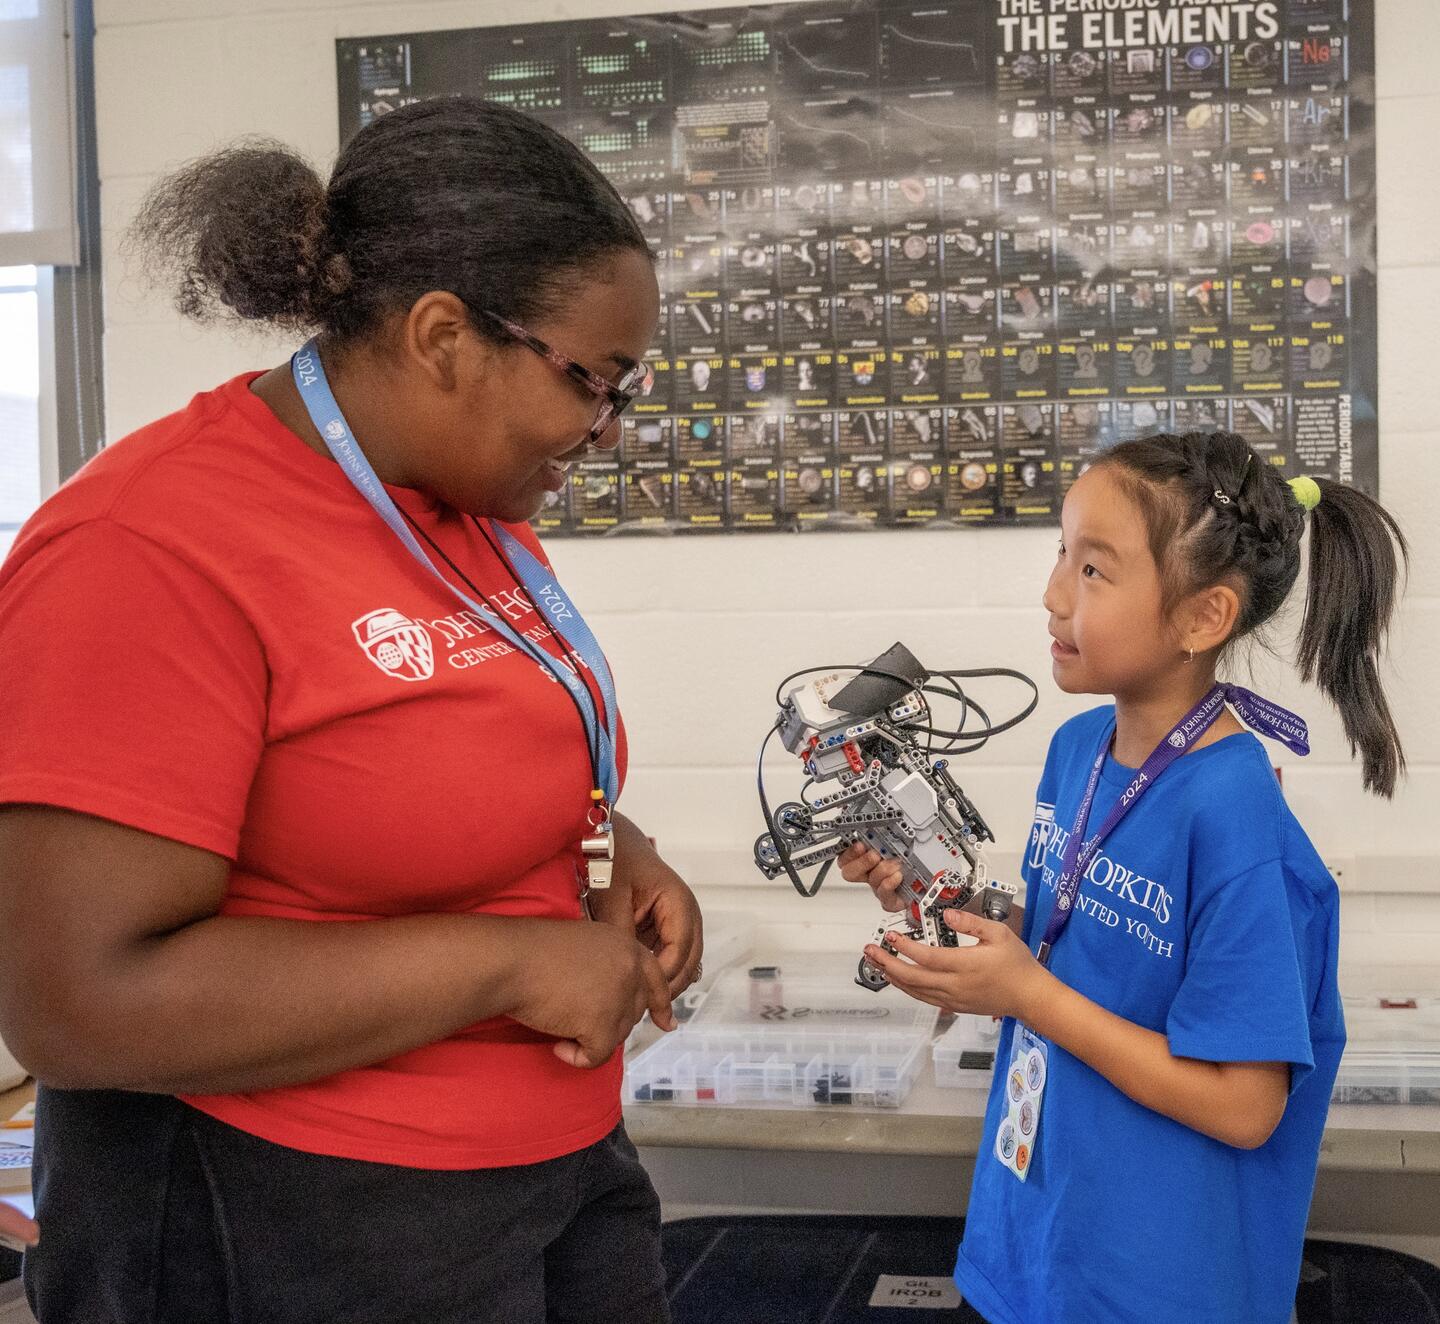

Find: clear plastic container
[1331,1050,1440,1106]
[625,1026,929,1109]
[1342,995,1440,1047]
[691,957,940,1038]
[623,954,938,1110]
[1331,995,1440,1105]
[932,1014,1002,1089]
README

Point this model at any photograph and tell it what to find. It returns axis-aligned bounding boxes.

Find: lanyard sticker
[996,1027,1047,1182]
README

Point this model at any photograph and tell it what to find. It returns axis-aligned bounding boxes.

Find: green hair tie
[1288,475,1322,513]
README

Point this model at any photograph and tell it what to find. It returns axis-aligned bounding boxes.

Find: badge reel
[996,1027,1047,1182]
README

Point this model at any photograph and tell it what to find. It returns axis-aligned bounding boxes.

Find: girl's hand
[837,842,907,912]
[863,909,1053,1022]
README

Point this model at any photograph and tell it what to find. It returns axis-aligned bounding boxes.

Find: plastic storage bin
[932,1014,1002,1088]
[1331,995,1440,1105]
[687,959,939,1036]
[625,956,938,1111]
[1343,994,1440,1044]
[1331,1051,1440,1105]
[626,1027,929,1109]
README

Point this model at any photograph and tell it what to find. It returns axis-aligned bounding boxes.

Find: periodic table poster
[336,0,1376,536]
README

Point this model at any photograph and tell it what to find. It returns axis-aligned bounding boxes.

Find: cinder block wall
[94,0,1440,964]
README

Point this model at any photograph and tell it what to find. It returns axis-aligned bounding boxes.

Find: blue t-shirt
[955,705,1344,1324]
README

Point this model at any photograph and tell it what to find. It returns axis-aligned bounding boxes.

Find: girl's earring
[1185,646,1194,664]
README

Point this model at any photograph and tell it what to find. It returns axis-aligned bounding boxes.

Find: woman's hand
[862,909,1052,1022]
[0,806,680,1095]
[0,1198,38,1249]
[509,919,675,1070]
[837,842,907,911]
[632,867,703,997]
[591,816,704,997]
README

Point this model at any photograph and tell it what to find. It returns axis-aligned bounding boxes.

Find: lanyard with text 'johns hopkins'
[289,340,622,880]
[1035,684,1310,967]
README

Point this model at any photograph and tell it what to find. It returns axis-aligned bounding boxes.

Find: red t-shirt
[0,373,629,1168]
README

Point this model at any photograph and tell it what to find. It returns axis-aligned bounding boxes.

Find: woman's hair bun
[128,139,338,331]
[128,99,649,343]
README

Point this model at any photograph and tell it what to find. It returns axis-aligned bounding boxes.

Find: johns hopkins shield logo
[353,608,435,682]
[1168,730,1187,749]
[1028,802,1056,870]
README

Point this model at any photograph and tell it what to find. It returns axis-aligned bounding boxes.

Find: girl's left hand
[864,909,1051,1022]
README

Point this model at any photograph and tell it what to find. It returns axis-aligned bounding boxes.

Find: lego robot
[754,643,1037,991]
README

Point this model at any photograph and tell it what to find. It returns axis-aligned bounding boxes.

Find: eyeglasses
[479,310,654,445]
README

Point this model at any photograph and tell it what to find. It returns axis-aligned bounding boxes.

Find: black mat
[1297,1239,1440,1324]
[6,1217,1437,1320]
[664,1216,982,1324]
[663,1216,1440,1324]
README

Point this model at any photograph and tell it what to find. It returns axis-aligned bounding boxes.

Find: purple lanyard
[1035,684,1310,967]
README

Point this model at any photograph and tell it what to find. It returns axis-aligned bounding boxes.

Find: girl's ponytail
[1098,434,1408,798]
[1296,480,1409,797]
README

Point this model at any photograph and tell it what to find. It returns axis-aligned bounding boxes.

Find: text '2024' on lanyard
[1037,684,1310,967]
[290,339,621,889]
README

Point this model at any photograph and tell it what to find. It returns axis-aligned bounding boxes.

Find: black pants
[25,1087,668,1324]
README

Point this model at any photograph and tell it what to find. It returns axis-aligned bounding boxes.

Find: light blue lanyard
[290,339,620,805]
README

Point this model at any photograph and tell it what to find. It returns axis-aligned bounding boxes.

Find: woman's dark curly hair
[127,96,650,342]
[1095,431,1408,797]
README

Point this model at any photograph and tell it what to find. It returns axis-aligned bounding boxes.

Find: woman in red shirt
[0,97,700,1323]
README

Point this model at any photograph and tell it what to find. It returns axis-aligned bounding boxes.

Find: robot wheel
[774,802,814,841]
[855,956,890,992]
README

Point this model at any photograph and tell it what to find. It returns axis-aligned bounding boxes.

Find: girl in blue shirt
[846,430,1407,1324]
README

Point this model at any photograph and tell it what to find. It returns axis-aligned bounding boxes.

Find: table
[0,1082,32,1198]
[625,1057,1440,1172]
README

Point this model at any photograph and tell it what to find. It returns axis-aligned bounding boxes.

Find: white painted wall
[92,0,1440,969]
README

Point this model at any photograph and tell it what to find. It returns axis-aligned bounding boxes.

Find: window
[0,0,92,547]
[0,263,46,556]
[0,0,77,268]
